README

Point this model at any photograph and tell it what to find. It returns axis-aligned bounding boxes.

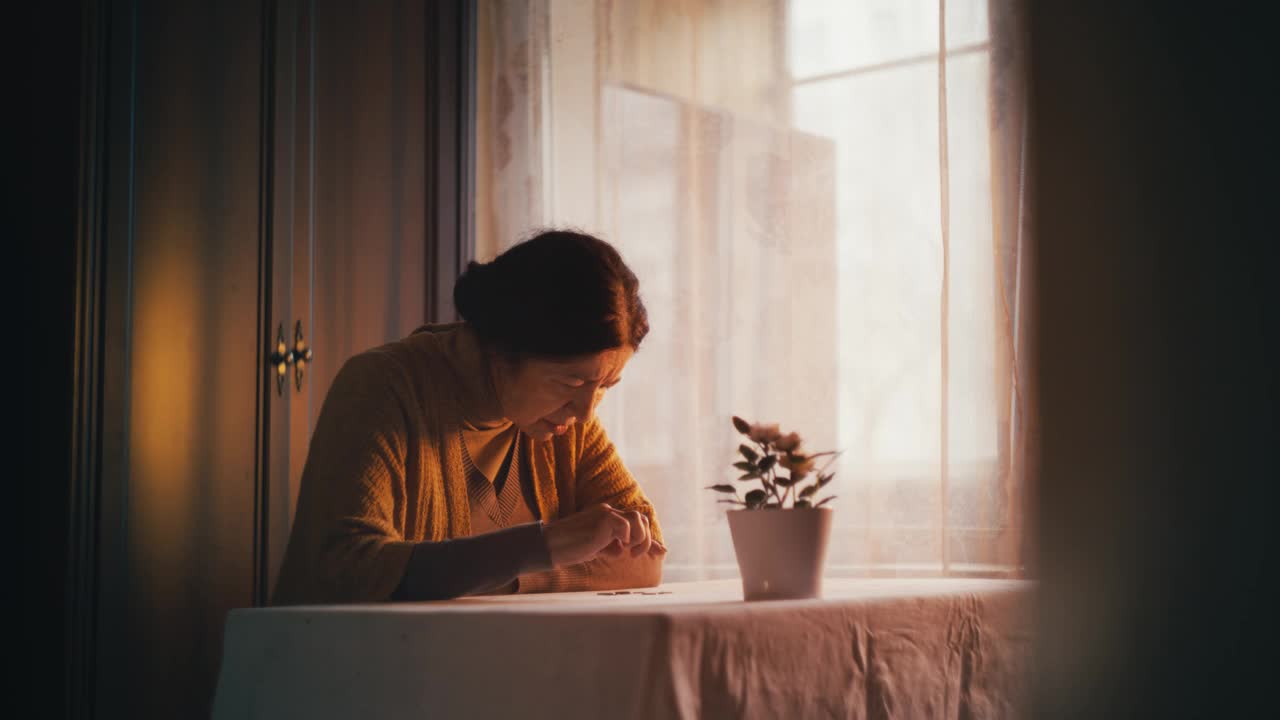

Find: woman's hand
[541,503,667,568]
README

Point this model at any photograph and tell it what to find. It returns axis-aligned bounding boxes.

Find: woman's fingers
[546,504,665,567]
[606,507,657,556]
[600,537,626,558]
[629,511,652,557]
[605,508,632,547]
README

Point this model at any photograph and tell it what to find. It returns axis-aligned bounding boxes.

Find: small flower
[779,453,815,476]
[774,432,802,453]
[748,423,782,444]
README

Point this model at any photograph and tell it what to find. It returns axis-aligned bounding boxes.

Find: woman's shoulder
[347,323,466,372]
[338,324,476,415]
[325,346,412,403]
[407,321,466,337]
[397,322,474,362]
[328,328,446,398]
[322,343,448,432]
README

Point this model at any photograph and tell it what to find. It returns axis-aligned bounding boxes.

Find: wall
[1030,1,1277,716]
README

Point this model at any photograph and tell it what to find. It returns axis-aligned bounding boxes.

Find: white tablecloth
[213,578,1033,719]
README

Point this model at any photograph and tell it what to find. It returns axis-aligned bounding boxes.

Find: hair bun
[453,260,497,327]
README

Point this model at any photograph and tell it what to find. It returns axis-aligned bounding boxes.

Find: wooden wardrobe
[64,1,474,716]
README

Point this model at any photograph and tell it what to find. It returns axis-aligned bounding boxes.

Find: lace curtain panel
[475,0,1033,580]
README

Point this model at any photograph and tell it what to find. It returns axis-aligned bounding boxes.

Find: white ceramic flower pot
[727,507,833,600]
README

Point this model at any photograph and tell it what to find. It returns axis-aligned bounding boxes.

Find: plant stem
[758,439,785,507]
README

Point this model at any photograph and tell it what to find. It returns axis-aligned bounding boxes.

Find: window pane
[794,61,943,571]
[788,0,988,79]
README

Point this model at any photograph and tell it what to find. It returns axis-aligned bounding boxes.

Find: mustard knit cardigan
[272,323,663,605]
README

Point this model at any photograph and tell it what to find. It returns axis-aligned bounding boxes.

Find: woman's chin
[520,421,555,441]
[523,419,572,440]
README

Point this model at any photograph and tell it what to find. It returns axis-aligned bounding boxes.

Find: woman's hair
[453,229,649,357]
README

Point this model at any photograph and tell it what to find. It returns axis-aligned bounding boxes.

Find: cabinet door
[95,1,267,717]
[263,0,429,601]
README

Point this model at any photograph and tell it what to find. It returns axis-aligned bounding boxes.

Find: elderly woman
[273,231,665,604]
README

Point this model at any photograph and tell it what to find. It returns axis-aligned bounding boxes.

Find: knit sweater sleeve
[391,522,553,601]
[273,352,417,604]
[516,418,666,594]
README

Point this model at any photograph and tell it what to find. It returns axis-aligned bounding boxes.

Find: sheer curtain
[476,0,1032,580]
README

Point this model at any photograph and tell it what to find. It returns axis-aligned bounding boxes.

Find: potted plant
[708,416,839,600]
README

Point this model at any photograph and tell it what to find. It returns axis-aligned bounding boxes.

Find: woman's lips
[541,417,575,435]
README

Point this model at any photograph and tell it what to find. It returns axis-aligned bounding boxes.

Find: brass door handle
[290,320,313,392]
[268,323,291,396]
[266,321,315,396]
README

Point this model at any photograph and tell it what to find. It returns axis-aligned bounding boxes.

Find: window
[476,0,1030,579]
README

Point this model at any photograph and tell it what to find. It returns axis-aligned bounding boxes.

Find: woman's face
[496,346,633,441]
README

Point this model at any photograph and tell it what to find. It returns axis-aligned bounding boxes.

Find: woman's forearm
[391,522,553,601]
[515,551,664,594]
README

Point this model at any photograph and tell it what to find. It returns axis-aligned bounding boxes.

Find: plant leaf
[732,460,756,472]
[744,489,768,507]
[814,495,837,508]
[732,416,751,434]
[706,484,738,493]
[738,472,761,481]
[793,499,812,508]
[738,444,758,462]
[775,473,797,487]
[758,455,777,472]
[816,473,834,488]
[799,484,819,498]
[815,451,844,474]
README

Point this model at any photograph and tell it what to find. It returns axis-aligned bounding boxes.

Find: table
[213,578,1033,719]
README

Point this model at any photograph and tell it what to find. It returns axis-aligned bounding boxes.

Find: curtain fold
[987,0,1034,573]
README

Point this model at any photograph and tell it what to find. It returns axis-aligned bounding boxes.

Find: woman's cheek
[529,390,565,423]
